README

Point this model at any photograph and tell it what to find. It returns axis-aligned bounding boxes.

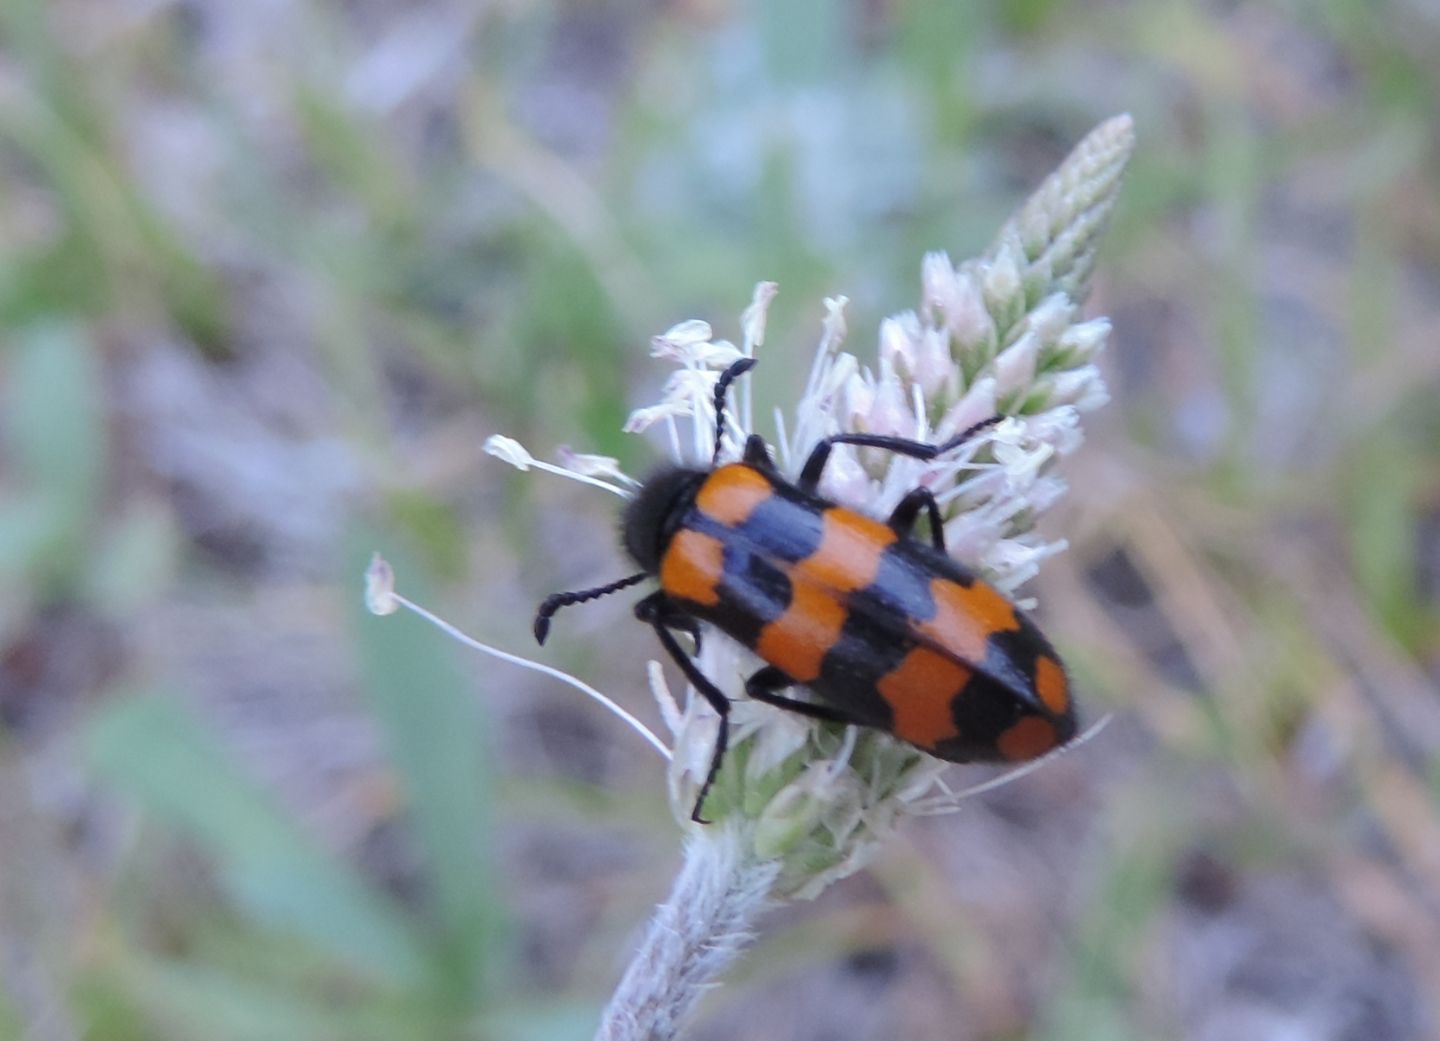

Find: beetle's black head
[622,466,707,573]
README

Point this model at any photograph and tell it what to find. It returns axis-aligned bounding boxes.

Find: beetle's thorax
[621,466,708,574]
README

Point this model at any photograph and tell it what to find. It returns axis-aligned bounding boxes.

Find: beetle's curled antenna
[534,572,648,644]
[712,357,758,465]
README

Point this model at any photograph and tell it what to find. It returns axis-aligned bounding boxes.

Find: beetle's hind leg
[635,593,729,823]
[797,416,1004,495]
[745,666,856,725]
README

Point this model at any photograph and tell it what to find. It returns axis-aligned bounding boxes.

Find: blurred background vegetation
[1,0,1437,1038]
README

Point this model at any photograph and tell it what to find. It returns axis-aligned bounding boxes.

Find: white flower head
[466,116,1132,903]
[949,262,998,358]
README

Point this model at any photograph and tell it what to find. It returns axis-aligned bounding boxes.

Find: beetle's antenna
[534,572,648,644]
[712,357,758,465]
[935,413,1004,453]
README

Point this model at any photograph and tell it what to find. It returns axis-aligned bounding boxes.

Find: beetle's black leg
[636,593,729,823]
[636,593,705,651]
[664,612,702,654]
[742,433,773,468]
[534,572,648,644]
[797,416,1005,494]
[745,666,857,725]
[796,440,837,494]
[887,487,946,553]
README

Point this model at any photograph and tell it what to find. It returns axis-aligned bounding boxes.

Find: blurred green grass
[1,1,1438,1039]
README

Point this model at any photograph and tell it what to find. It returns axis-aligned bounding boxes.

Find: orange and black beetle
[535,358,1077,821]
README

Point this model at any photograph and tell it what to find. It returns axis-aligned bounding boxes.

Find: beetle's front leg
[636,594,727,823]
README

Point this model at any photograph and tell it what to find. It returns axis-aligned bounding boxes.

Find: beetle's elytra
[535,358,1077,822]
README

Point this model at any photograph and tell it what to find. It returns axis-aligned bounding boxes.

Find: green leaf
[82,498,181,618]
[0,496,59,589]
[478,1002,602,1041]
[1036,805,1177,1041]
[86,693,430,986]
[115,955,439,1041]
[0,989,20,1040]
[349,535,502,990]
[123,960,341,1041]
[1,321,104,591]
[756,0,845,87]
[9,321,102,478]
[1344,431,1421,646]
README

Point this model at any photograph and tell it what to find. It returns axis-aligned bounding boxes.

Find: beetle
[534,357,1077,822]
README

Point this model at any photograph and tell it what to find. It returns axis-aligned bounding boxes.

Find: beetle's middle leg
[886,487,947,552]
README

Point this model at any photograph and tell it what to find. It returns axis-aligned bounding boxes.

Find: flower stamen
[364,554,672,761]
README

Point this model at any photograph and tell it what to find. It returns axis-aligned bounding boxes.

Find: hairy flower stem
[597,824,779,1041]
